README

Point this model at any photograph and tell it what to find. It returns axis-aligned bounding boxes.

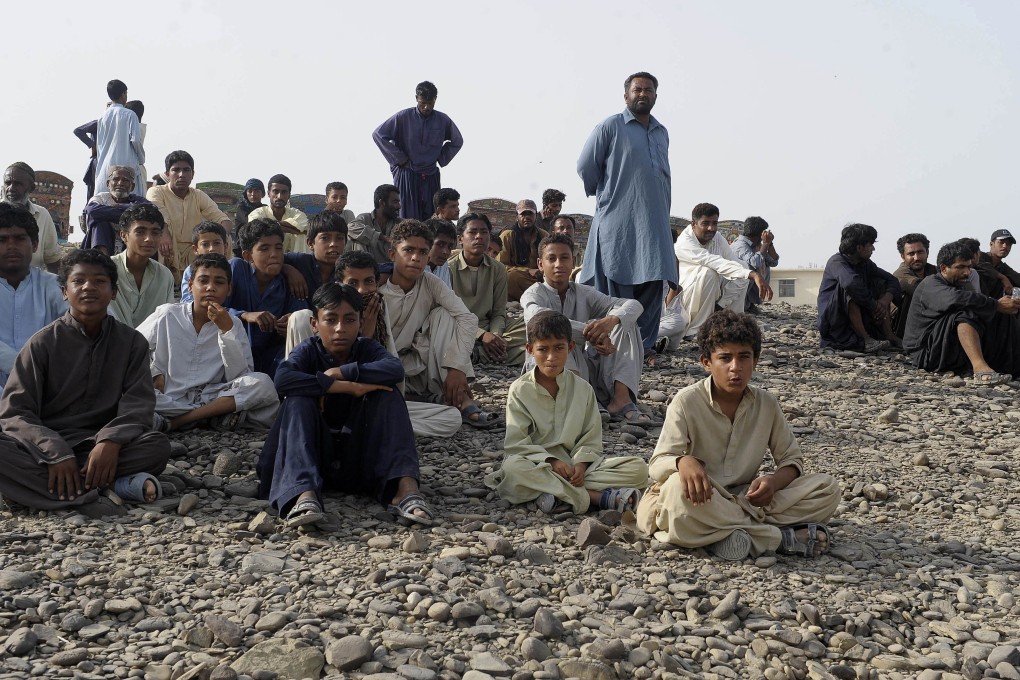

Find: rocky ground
[1,303,1019,680]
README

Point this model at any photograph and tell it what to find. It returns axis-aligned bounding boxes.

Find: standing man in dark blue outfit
[577,72,675,365]
[372,81,464,221]
[258,283,431,530]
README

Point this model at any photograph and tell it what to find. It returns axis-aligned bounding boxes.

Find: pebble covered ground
[1,303,1018,680]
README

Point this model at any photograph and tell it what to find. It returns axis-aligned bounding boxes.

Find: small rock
[212,451,241,476]
[912,452,930,467]
[451,601,484,621]
[711,589,740,619]
[178,493,200,515]
[878,407,898,424]
[325,635,374,671]
[50,649,89,666]
[988,646,1020,667]
[427,602,451,622]
[588,638,626,660]
[254,611,289,633]
[0,570,35,589]
[558,658,616,680]
[533,608,564,639]
[231,639,323,679]
[470,652,511,674]
[577,518,612,548]
[517,544,552,565]
[247,511,276,535]
[521,637,551,662]
[863,483,889,501]
[402,531,430,553]
[4,628,37,655]
[205,615,244,647]
[209,667,238,680]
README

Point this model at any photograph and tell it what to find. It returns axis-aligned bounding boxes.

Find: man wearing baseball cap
[974,229,1020,297]
[497,199,549,301]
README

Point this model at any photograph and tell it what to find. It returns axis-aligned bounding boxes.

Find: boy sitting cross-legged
[381,219,499,428]
[0,250,170,513]
[258,282,432,529]
[485,311,648,513]
[138,254,280,433]
[225,218,308,378]
[636,310,840,561]
[181,221,229,303]
[521,233,657,425]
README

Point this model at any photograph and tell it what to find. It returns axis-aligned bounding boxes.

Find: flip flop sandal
[598,487,642,512]
[387,492,435,526]
[609,402,663,428]
[113,473,163,503]
[970,371,1009,387]
[461,403,501,429]
[285,497,324,528]
[777,523,832,557]
[708,529,752,561]
[212,411,249,432]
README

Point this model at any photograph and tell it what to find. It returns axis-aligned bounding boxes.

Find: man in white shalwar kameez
[94,80,145,196]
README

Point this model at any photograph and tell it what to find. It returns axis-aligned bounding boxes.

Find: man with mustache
[577,72,676,367]
[1,162,62,273]
[82,165,151,255]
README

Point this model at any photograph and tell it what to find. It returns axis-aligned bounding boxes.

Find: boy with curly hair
[637,310,839,560]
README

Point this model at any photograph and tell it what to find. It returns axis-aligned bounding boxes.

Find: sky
[2,0,1017,272]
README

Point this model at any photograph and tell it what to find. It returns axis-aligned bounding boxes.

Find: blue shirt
[283,252,330,306]
[577,108,674,286]
[223,257,307,377]
[372,107,463,174]
[0,269,68,387]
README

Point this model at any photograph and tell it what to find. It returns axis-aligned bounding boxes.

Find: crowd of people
[3,71,1012,562]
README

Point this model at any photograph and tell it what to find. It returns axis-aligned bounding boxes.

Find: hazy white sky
[3,0,1017,271]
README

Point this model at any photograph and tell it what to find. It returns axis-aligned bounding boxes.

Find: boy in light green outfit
[485,310,648,513]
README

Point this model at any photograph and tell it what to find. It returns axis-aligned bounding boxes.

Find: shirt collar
[700,374,755,410]
[622,107,661,131]
[451,250,491,271]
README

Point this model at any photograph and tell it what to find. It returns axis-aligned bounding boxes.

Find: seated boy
[487,232,503,261]
[449,212,526,365]
[521,233,655,425]
[423,218,456,287]
[636,310,840,561]
[139,254,280,432]
[225,219,308,378]
[283,211,349,349]
[0,204,67,389]
[258,283,432,528]
[381,220,499,428]
[181,221,229,303]
[655,282,690,352]
[485,311,648,513]
[109,203,176,327]
[324,181,356,226]
[0,250,171,512]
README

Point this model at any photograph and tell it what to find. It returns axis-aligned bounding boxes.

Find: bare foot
[794,526,829,556]
[143,479,158,503]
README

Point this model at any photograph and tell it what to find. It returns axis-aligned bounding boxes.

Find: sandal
[777,523,832,557]
[113,473,162,503]
[863,338,890,353]
[708,528,752,561]
[461,402,501,429]
[285,497,324,528]
[608,402,662,427]
[971,371,1009,387]
[387,492,435,526]
[212,411,249,432]
[598,487,642,512]
[644,349,665,369]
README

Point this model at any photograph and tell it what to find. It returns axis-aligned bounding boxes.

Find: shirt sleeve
[675,231,751,280]
[219,317,255,382]
[74,120,97,147]
[570,386,604,465]
[647,391,691,482]
[0,337,76,463]
[521,286,586,344]
[732,238,766,271]
[437,116,463,168]
[273,341,332,396]
[584,286,643,327]
[372,112,410,167]
[340,339,405,386]
[180,266,194,303]
[577,120,610,197]
[765,394,804,476]
[198,192,230,224]
[146,187,171,226]
[135,307,166,378]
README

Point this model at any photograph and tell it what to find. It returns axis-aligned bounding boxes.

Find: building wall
[33,171,73,240]
[769,268,824,306]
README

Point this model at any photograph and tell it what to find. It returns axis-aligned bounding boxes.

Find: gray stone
[50,649,89,666]
[247,511,276,535]
[521,637,551,662]
[434,556,466,577]
[711,589,741,619]
[558,658,617,680]
[209,667,239,680]
[213,451,241,476]
[516,544,552,565]
[232,639,324,679]
[397,665,437,680]
[59,613,89,633]
[205,615,244,647]
[577,518,612,548]
[588,638,626,660]
[451,601,485,620]
[240,552,286,574]
[254,611,289,633]
[382,630,428,649]
[533,608,564,639]
[402,531,430,553]
[988,646,1020,667]
[136,616,174,632]
[0,569,34,589]
[4,628,37,655]
[325,635,374,671]
[470,652,511,674]
[178,493,200,515]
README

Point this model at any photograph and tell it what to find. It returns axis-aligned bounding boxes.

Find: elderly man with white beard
[82,165,152,255]
[1,162,61,272]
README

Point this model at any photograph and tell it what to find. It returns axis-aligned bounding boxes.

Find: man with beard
[348,184,401,264]
[373,81,464,221]
[497,199,549,301]
[0,204,67,388]
[891,233,936,337]
[82,165,151,255]
[146,150,232,283]
[537,189,566,232]
[904,239,1020,385]
[2,162,61,272]
[577,73,675,365]
[247,174,310,255]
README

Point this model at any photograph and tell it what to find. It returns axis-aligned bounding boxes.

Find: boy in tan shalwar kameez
[637,310,839,561]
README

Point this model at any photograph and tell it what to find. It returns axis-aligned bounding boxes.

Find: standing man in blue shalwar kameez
[372,81,464,221]
[94,80,145,197]
[577,72,675,365]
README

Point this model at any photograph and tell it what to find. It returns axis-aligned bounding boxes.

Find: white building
[769,268,825,306]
